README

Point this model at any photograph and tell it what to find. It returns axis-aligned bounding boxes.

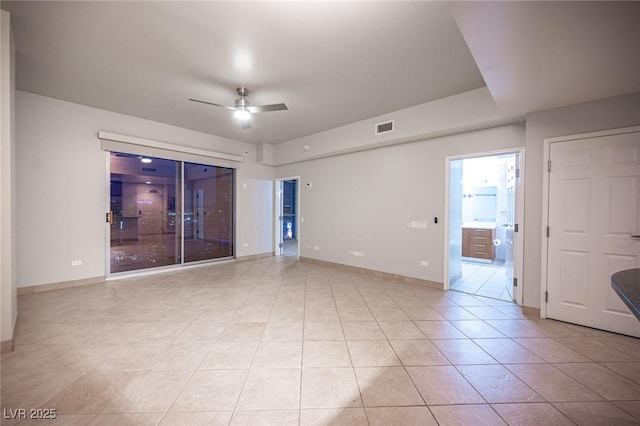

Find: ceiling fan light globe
[234,109,251,121]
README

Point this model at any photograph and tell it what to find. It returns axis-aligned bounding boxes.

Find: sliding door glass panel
[110,153,180,273]
[183,162,234,263]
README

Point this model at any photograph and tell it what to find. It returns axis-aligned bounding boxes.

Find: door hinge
[547,160,552,172]
[513,277,518,287]
[105,212,110,223]
[514,223,519,233]
[279,215,284,221]
[515,168,520,178]
[546,226,550,238]
[279,243,284,248]
[545,291,549,303]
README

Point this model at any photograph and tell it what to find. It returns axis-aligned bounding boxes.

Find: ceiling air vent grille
[141,167,158,173]
[375,120,394,135]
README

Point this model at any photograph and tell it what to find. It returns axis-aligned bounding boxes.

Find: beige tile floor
[2,257,640,425]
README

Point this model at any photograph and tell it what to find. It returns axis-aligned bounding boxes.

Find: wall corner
[256,143,275,166]
[1,10,17,349]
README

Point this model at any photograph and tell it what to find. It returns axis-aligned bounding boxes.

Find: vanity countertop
[462,222,496,230]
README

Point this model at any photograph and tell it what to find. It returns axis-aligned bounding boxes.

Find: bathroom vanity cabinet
[462,227,495,260]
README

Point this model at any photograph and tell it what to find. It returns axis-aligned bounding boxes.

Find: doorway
[275,177,300,258]
[445,149,524,304]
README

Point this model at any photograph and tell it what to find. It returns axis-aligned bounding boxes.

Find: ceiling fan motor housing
[236,87,249,97]
[235,87,250,110]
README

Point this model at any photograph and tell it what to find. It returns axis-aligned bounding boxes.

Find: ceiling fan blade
[189,98,236,111]
[247,103,288,114]
[241,120,251,130]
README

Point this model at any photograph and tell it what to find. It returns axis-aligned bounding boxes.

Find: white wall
[16,91,274,288]
[1,10,17,344]
[523,91,640,308]
[276,124,525,284]
[269,88,518,166]
[237,178,273,255]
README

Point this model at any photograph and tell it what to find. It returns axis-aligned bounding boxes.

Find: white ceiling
[450,1,640,117]
[3,1,484,145]
[3,1,639,146]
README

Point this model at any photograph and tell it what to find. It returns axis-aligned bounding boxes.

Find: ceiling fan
[189,87,288,129]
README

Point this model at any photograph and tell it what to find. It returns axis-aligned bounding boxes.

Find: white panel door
[547,131,640,337]
[505,155,517,293]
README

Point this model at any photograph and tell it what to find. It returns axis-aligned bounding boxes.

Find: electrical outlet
[420,260,429,267]
[307,245,312,249]
[71,260,82,266]
[242,243,248,248]
[314,245,320,250]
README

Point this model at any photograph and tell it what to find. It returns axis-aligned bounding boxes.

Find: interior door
[546,131,640,337]
[448,159,464,284]
[277,181,284,255]
[505,155,517,300]
[138,187,164,235]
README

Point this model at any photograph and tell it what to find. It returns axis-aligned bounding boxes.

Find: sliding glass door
[109,152,234,274]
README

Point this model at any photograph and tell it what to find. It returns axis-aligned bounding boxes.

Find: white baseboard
[17,276,105,295]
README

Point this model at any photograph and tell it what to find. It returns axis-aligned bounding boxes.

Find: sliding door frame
[105,152,237,278]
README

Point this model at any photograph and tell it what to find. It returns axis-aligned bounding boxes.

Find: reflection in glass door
[109,152,234,274]
[109,154,181,273]
[183,162,234,263]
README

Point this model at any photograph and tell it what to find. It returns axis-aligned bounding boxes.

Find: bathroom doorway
[445,150,524,303]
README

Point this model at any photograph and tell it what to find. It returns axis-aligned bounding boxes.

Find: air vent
[375,120,394,135]
[141,167,158,173]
